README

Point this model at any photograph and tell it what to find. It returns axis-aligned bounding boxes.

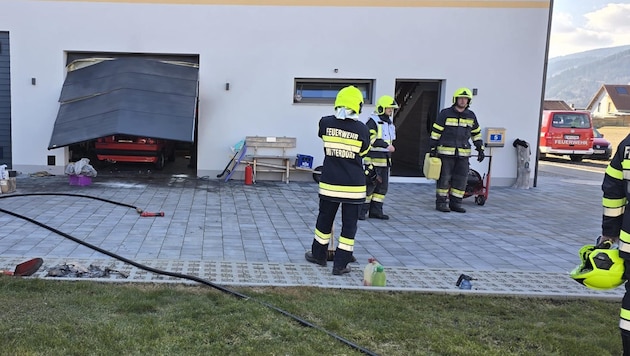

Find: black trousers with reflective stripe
[312,199,359,269]
[365,166,389,215]
[621,260,630,353]
[436,156,469,204]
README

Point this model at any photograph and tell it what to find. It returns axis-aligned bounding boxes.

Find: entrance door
[391,80,442,178]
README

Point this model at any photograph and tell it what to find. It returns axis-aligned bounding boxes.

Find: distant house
[543,100,573,111]
[585,84,630,126]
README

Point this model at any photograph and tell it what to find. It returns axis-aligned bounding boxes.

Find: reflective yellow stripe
[621,316,630,332]
[604,206,625,217]
[314,228,331,245]
[372,193,385,202]
[338,236,355,252]
[472,133,483,141]
[620,308,630,320]
[445,118,459,126]
[431,132,441,140]
[438,146,456,153]
[607,165,624,180]
[432,123,444,131]
[460,119,474,126]
[319,183,366,200]
[620,230,630,245]
[371,157,388,167]
[437,188,449,196]
[451,188,465,198]
[620,240,630,254]
[364,195,372,203]
[603,197,626,208]
[323,137,362,153]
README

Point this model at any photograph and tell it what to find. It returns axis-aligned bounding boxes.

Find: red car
[94,135,175,169]
[586,128,612,161]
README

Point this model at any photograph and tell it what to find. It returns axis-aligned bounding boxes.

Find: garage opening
[391,80,441,178]
[49,52,200,174]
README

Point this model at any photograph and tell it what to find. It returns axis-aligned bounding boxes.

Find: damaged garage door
[48,57,199,149]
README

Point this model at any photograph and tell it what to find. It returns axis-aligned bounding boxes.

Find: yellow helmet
[570,244,626,290]
[334,86,364,114]
[376,95,399,115]
[452,87,473,105]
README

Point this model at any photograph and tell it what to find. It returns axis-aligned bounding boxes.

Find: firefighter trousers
[436,156,469,206]
[620,260,630,354]
[361,166,389,217]
[312,199,359,269]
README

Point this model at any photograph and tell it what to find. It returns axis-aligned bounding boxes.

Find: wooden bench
[244,136,296,183]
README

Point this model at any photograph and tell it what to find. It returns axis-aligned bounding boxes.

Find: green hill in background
[545,45,630,109]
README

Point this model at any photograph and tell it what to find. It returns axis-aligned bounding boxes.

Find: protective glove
[364,164,381,184]
[476,148,485,162]
[429,147,438,158]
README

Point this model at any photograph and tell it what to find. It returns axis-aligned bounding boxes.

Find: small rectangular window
[615,87,628,95]
[294,78,374,105]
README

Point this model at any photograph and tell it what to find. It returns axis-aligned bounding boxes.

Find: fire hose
[0,193,378,356]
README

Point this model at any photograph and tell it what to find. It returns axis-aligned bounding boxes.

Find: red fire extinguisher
[244,164,253,185]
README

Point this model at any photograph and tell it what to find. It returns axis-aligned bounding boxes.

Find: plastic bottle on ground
[371,265,386,287]
[363,258,377,286]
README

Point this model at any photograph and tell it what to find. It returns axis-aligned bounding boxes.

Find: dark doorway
[391,80,442,177]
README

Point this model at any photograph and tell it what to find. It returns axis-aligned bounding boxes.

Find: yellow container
[423,153,441,180]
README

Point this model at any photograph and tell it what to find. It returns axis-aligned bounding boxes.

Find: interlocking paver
[0,165,622,298]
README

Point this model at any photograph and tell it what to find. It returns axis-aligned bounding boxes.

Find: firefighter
[305,85,372,275]
[359,95,399,220]
[598,133,630,352]
[429,87,485,213]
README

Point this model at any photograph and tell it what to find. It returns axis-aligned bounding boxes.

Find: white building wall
[0,0,550,186]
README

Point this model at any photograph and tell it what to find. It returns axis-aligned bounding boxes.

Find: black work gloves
[476,147,485,162]
[364,164,382,184]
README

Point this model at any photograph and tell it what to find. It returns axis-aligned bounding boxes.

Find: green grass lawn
[0,278,623,355]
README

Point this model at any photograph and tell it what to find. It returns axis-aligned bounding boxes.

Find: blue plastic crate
[295,154,313,169]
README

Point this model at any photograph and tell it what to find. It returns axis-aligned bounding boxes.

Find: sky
[550,1,630,58]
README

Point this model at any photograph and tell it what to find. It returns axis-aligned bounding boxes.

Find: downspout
[534,0,554,187]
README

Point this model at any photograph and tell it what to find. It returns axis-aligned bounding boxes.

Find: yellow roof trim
[35,0,550,9]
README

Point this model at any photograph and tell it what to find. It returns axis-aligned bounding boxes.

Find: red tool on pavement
[140,211,165,217]
[1,258,44,276]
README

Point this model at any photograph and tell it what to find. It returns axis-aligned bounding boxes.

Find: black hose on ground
[0,193,378,356]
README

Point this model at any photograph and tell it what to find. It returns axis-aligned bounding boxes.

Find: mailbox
[485,127,506,147]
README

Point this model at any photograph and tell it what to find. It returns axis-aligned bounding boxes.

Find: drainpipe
[534,0,555,188]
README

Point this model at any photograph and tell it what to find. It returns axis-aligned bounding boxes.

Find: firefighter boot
[358,203,369,220]
[436,196,450,212]
[449,197,466,213]
[369,201,389,220]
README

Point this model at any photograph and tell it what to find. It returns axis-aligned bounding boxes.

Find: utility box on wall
[485,127,506,147]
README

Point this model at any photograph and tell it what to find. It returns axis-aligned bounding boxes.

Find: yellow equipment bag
[423,153,441,180]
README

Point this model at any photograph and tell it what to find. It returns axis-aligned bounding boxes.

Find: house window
[615,87,628,95]
[597,103,601,112]
[294,79,374,105]
[608,102,612,113]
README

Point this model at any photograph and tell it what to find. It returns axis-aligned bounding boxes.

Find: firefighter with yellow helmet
[305,85,372,275]
[429,87,485,213]
[359,95,399,220]
[585,133,630,351]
